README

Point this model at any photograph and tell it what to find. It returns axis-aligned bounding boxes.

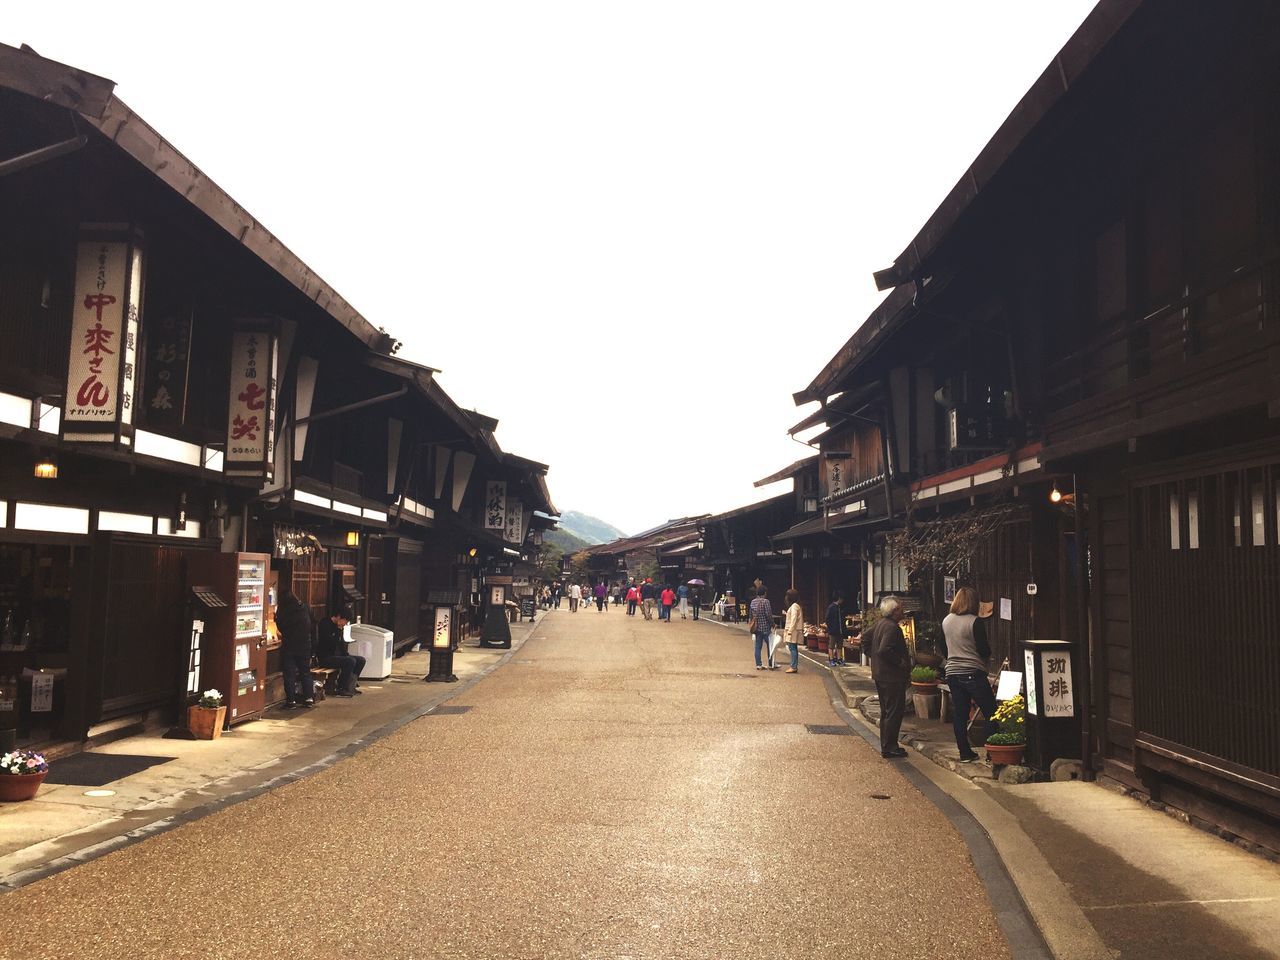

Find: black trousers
[282,652,313,703]
[320,654,366,693]
[875,681,908,753]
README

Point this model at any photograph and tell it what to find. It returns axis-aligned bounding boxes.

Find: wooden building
[791,0,1280,850]
[0,45,555,747]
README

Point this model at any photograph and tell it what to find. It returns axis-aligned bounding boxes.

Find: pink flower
[25,758,36,768]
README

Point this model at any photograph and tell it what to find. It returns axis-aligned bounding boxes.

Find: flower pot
[806,636,820,650]
[816,638,829,653]
[912,691,941,720]
[913,651,943,668]
[985,742,1026,766]
[0,771,47,802]
[188,704,227,740]
[910,681,940,692]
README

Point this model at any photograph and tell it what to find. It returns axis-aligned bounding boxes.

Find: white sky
[7,1,1097,535]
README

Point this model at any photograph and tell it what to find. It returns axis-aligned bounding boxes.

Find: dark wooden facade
[0,46,555,746]
[784,0,1280,850]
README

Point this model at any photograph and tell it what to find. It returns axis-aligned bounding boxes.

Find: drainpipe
[0,113,88,178]
[1073,472,1095,780]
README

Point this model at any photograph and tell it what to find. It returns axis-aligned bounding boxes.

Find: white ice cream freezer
[348,623,394,680]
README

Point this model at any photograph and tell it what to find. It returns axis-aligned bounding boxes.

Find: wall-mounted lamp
[468,547,478,558]
[33,454,58,480]
[346,530,360,547]
[1049,483,1063,504]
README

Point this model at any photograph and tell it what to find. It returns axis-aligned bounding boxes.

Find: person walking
[941,586,998,763]
[594,580,607,612]
[568,582,581,613]
[660,585,676,623]
[691,585,701,620]
[748,586,775,670]
[826,592,847,667]
[641,579,656,620]
[864,597,911,757]
[552,581,562,609]
[275,587,315,708]
[782,587,803,673]
[625,582,639,616]
[677,583,689,619]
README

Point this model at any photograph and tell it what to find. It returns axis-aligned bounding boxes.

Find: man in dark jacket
[864,597,912,758]
[275,588,314,708]
[825,592,846,667]
[316,607,364,697]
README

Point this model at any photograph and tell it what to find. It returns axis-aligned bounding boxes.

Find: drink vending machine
[186,552,271,726]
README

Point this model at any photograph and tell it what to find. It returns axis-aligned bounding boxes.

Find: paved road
[0,608,1011,960]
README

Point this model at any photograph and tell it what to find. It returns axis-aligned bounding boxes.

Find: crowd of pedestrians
[543,577,704,621]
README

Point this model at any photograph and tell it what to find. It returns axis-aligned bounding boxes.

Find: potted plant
[0,749,49,802]
[910,665,940,690]
[909,665,942,719]
[188,689,227,740]
[986,694,1027,765]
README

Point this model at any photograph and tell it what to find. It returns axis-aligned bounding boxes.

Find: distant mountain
[558,510,627,545]
[545,527,591,554]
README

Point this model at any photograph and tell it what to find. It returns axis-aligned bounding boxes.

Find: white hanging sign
[484,480,506,530]
[225,328,278,479]
[65,238,140,440]
[504,497,524,544]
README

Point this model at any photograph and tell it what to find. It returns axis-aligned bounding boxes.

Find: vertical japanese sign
[225,328,277,480]
[432,606,452,649]
[484,480,506,530]
[504,497,524,544]
[1024,649,1038,716]
[825,457,844,496]
[1042,650,1074,717]
[66,239,140,440]
[142,312,192,430]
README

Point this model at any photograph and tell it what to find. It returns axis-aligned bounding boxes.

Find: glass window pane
[1252,481,1265,547]
[1187,490,1199,549]
[1169,489,1181,550]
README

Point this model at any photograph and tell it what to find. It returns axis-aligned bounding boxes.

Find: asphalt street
[0,606,1011,959]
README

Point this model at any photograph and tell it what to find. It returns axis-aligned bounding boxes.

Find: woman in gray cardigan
[941,587,999,762]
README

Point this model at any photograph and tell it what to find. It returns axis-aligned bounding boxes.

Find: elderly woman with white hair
[862,596,913,758]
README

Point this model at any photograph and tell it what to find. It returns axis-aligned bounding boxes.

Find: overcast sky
[7,1,1096,535]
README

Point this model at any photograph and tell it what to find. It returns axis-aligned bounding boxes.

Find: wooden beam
[0,43,115,119]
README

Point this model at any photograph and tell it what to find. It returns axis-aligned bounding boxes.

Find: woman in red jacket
[660,585,676,622]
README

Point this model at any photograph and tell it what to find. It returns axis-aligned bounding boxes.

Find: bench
[309,667,339,700]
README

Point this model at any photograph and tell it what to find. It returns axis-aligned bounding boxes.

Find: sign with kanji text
[142,312,192,430]
[65,237,142,441]
[1024,649,1038,716]
[225,328,278,480]
[1042,649,1074,717]
[432,606,452,649]
[504,496,524,544]
[484,480,506,529]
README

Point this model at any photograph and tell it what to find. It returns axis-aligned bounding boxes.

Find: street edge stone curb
[0,622,543,893]
[819,671,1055,960]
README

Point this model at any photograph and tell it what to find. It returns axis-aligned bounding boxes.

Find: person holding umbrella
[689,580,704,620]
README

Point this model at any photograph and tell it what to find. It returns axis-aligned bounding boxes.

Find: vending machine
[187,552,271,727]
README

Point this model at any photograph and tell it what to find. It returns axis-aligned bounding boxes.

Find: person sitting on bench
[316,607,365,697]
